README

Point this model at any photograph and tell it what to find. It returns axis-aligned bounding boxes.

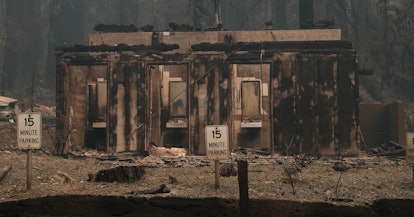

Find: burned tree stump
[89,166,145,183]
[220,163,237,177]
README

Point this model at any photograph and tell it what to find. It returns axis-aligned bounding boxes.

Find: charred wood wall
[108,54,146,153]
[272,51,358,156]
[56,54,110,154]
[56,37,359,156]
[193,55,232,153]
[57,51,358,156]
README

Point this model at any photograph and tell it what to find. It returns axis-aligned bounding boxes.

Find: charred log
[89,166,145,183]
[191,41,353,52]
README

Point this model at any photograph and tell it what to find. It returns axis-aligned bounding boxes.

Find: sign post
[406,133,414,183]
[205,125,229,188]
[17,112,42,190]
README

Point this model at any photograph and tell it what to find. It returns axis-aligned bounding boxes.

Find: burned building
[56,29,359,156]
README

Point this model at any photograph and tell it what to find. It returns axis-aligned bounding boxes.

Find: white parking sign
[205,125,229,160]
[17,113,42,149]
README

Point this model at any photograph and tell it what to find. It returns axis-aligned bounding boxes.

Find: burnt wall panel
[117,58,143,152]
[219,63,231,123]
[296,54,338,155]
[149,65,162,147]
[55,62,66,154]
[136,61,147,153]
[67,65,88,150]
[108,56,120,153]
[337,53,359,155]
[56,56,110,154]
[191,55,229,154]
[57,38,359,157]
[274,54,297,154]
[296,55,318,154]
[108,56,148,153]
[193,56,211,154]
[317,58,335,151]
[123,63,132,150]
[274,52,358,156]
[232,63,272,150]
[158,64,191,150]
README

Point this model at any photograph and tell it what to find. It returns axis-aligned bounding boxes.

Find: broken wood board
[149,147,187,157]
[0,165,12,182]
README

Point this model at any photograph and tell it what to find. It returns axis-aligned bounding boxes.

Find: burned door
[86,66,108,151]
[148,64,189,150]
[231,64,272,151]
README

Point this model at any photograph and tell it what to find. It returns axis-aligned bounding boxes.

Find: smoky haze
[0,0,413,104]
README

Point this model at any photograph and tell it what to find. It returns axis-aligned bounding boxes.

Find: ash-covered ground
[1,122,413,207]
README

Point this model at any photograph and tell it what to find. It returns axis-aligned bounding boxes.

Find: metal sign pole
[215,160,220,188]
[27,149,32,190]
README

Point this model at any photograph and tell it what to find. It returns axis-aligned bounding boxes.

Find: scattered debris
[57,171,75,184]
[141,156,165,166]
[295,154,316,168]
[88,166,145,183]
[0,165,12,182]
[130,184,171,195]
[236,148,270,156]
[97,153,136,162]
[168,175,178,184]
[332,162,349,172]
[144,184,170,194]
[149,147,187,157]
[219,163,237,177]
[367,140,405,157]
[162,156,211,168]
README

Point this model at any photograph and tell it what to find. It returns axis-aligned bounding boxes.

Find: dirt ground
[1,121,414,207]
